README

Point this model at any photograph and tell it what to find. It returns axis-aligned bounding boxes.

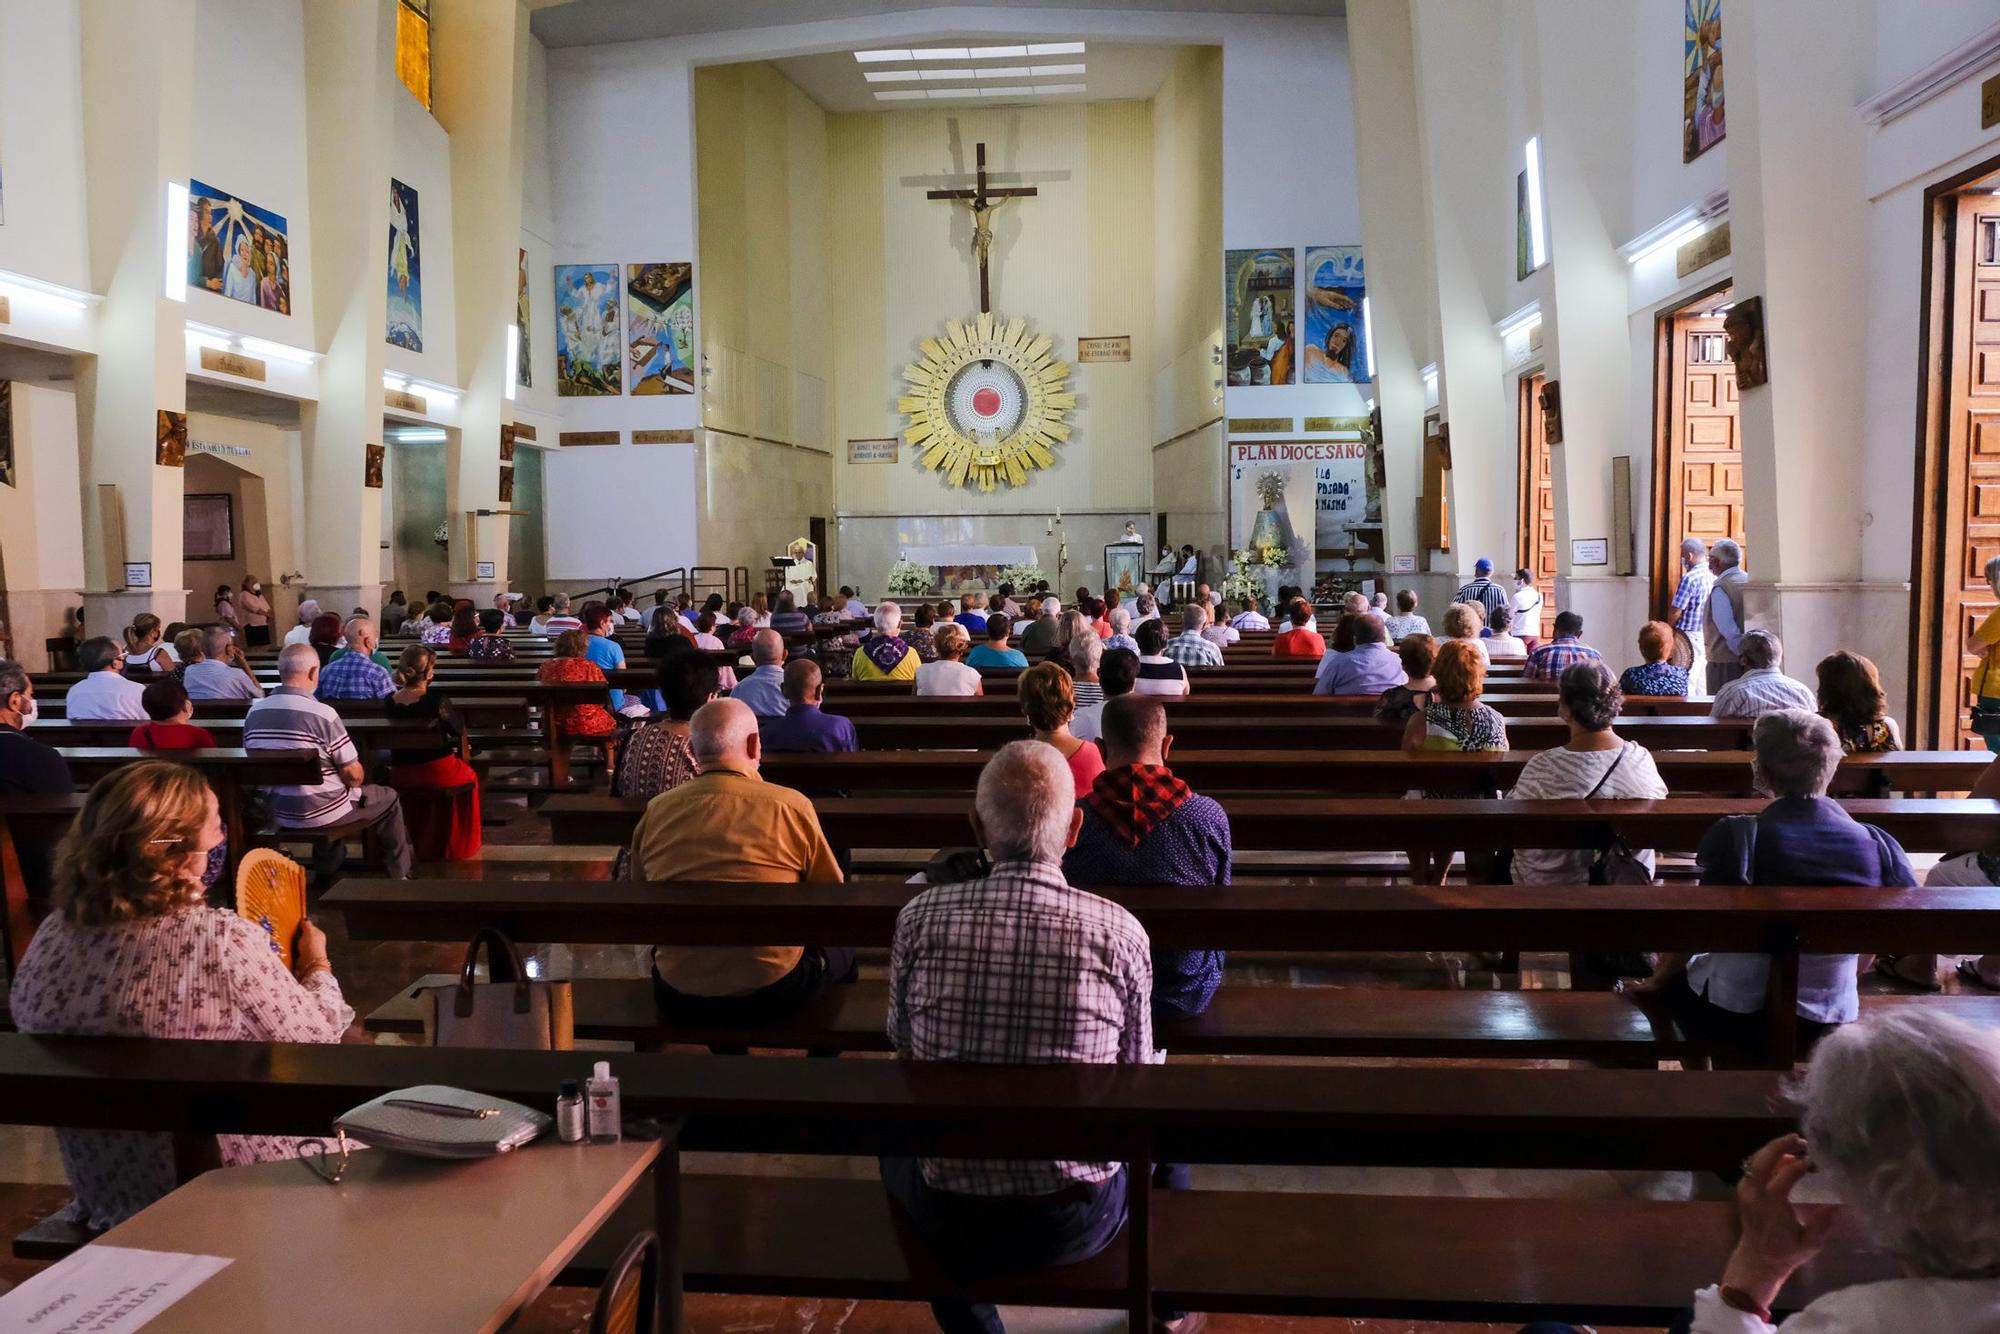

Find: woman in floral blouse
[537,630,619,741]
[11,761,352,1230]
[1618,621,1691,699]
[1817,650,1902,753]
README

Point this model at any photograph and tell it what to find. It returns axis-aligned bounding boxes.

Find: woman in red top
[383,645,483,860]
[1271,598,1327,659]
[536,629,618,739]
[129,679,227,894]
[446,604,480,655]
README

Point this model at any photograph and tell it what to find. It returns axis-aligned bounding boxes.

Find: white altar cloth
[899,544,1038,567]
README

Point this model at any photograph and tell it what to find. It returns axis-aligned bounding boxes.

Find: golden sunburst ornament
[898,312,1075,492]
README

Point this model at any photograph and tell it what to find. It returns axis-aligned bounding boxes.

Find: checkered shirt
[1162,631,1224,667]
[315,651,394,701]
[1670,566,1713,635]
[1522,636,1604,683]
[887,858,1154,1196]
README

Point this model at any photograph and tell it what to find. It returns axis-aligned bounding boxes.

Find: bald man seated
[729,628,790,719]
[758,660,858,754]
[629,698,856,1028]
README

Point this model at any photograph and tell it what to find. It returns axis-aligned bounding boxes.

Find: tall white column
[435,0,530,602]
[75,0,197,634]
[300,0,399,617]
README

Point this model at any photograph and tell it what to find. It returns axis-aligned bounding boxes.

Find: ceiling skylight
[855,42,1084,63]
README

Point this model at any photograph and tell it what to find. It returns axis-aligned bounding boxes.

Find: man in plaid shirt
[313,618,394,701]
[1669,537,1713,685]
[1162,604,1225,668]
[882,740,1159,1334]
[1523,609,1605,682]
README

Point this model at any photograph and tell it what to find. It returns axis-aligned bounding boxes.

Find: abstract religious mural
[1224,248,1295,386]
[516,248,532,388]
[1683,0,1725,163]
[386,179,423,352]
[1302,246,1368,384]
[553,264,622,396]
[625,262,694,395]
[188,180,290,313]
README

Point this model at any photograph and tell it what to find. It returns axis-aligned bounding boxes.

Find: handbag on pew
[417,927,576,1050]
[1580,745,1657,979]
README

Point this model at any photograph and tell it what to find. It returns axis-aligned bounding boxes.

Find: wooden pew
[26,716,440,749]
[753,748,1988,796]
[0,1033,1902,1326]
[815,692,1710,719]
[328,877,2000,1067]
[542,793,2000,872]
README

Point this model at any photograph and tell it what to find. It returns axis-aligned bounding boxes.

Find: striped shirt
[242,687,359,827]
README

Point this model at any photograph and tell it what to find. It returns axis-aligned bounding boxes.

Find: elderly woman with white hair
[1710,630,1818,720]
[1627,710,1916,1063]
[1682,1008,2000,1329]
[850,599,917,681]
[1104,605,1139,654]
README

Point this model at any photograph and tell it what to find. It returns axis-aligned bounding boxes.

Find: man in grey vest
[1704,538,1751,694]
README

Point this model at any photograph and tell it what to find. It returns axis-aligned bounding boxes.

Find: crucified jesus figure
[959,197,1012,266]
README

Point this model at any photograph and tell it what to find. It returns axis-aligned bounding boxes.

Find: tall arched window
[396,0,432,110]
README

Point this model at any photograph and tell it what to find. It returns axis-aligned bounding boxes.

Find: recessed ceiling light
[1036,83,1086,95]
[854,48,913,62]
[1027,42,1085,56]
[979,86,1032,97]
[969,45,1027,58]
[1029,63,1085,76]
[926,88,971,99]
[973,66,1031,79]
[863,70,922,82]
[873,90,928,101]
[909,47,970,60]
[918,68,971,80]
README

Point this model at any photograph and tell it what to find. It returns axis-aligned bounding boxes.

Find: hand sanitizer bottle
[585,1061,622,1145]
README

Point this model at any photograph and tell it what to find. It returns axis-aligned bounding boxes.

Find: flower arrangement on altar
[998,560,1047,591]
[884,558,933,597]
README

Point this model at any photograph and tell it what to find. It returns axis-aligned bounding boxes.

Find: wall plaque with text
[1984,71,2000,130]
[1227,417,1293,435]
[384,389,428,415]
[1571,537,1609,567]
[847,437,899,463]
[1076,336,1131,363]
[0,294,10,324]
[633,429,695,444]
[1303,415,1372,433]
[1676,222,1731,277]
[199,347,267,382]
[511,422,537,441]
[559,430,621,447]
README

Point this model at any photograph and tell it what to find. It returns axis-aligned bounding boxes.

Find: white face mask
[12,695,34,726]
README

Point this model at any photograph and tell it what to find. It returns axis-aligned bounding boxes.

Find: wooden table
[79,1139,662,1333]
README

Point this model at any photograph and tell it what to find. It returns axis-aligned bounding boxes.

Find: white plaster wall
[185,0,316,346]
[385,81,459,388]
[0,2,91,293]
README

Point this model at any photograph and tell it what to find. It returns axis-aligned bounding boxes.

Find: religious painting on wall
[516,248,532,388]
[386,178,423,352]
[1723,296,1767,388]
[1224,248,1295,386]
[183,494,234,562]
[625,262,694,395]
[1683,0,1725,163]
[155,410,188,468]
[1303,246,1369,384]
[553,264,622,396]
[364,443,385,489]
[187,180,290,314]
[498,465,514,504]
[0,381,13,489]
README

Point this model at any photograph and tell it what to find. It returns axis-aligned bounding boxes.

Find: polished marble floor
[0,792,1959,1331]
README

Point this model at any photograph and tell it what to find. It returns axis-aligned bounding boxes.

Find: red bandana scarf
[1086,764,1192,847]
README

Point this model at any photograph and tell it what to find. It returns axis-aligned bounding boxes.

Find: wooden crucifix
[926,142,1038,314]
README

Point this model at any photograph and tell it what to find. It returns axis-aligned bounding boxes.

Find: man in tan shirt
[631,698,854,1026]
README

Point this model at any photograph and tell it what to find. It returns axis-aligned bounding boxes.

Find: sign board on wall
[1228,438,1380,566]
[847,438,899,464]
[0,294,10,324]
[559,431,620,447]
[1676,222,1731,278]
[384,389,428,415]
[632,429,694,444]
[1075,336,1131,363]
[474,561,496,579]
[1392,554,1417,573]
[1571,537,1609,566]
[199,347,266,382]
[123,562,152,588]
